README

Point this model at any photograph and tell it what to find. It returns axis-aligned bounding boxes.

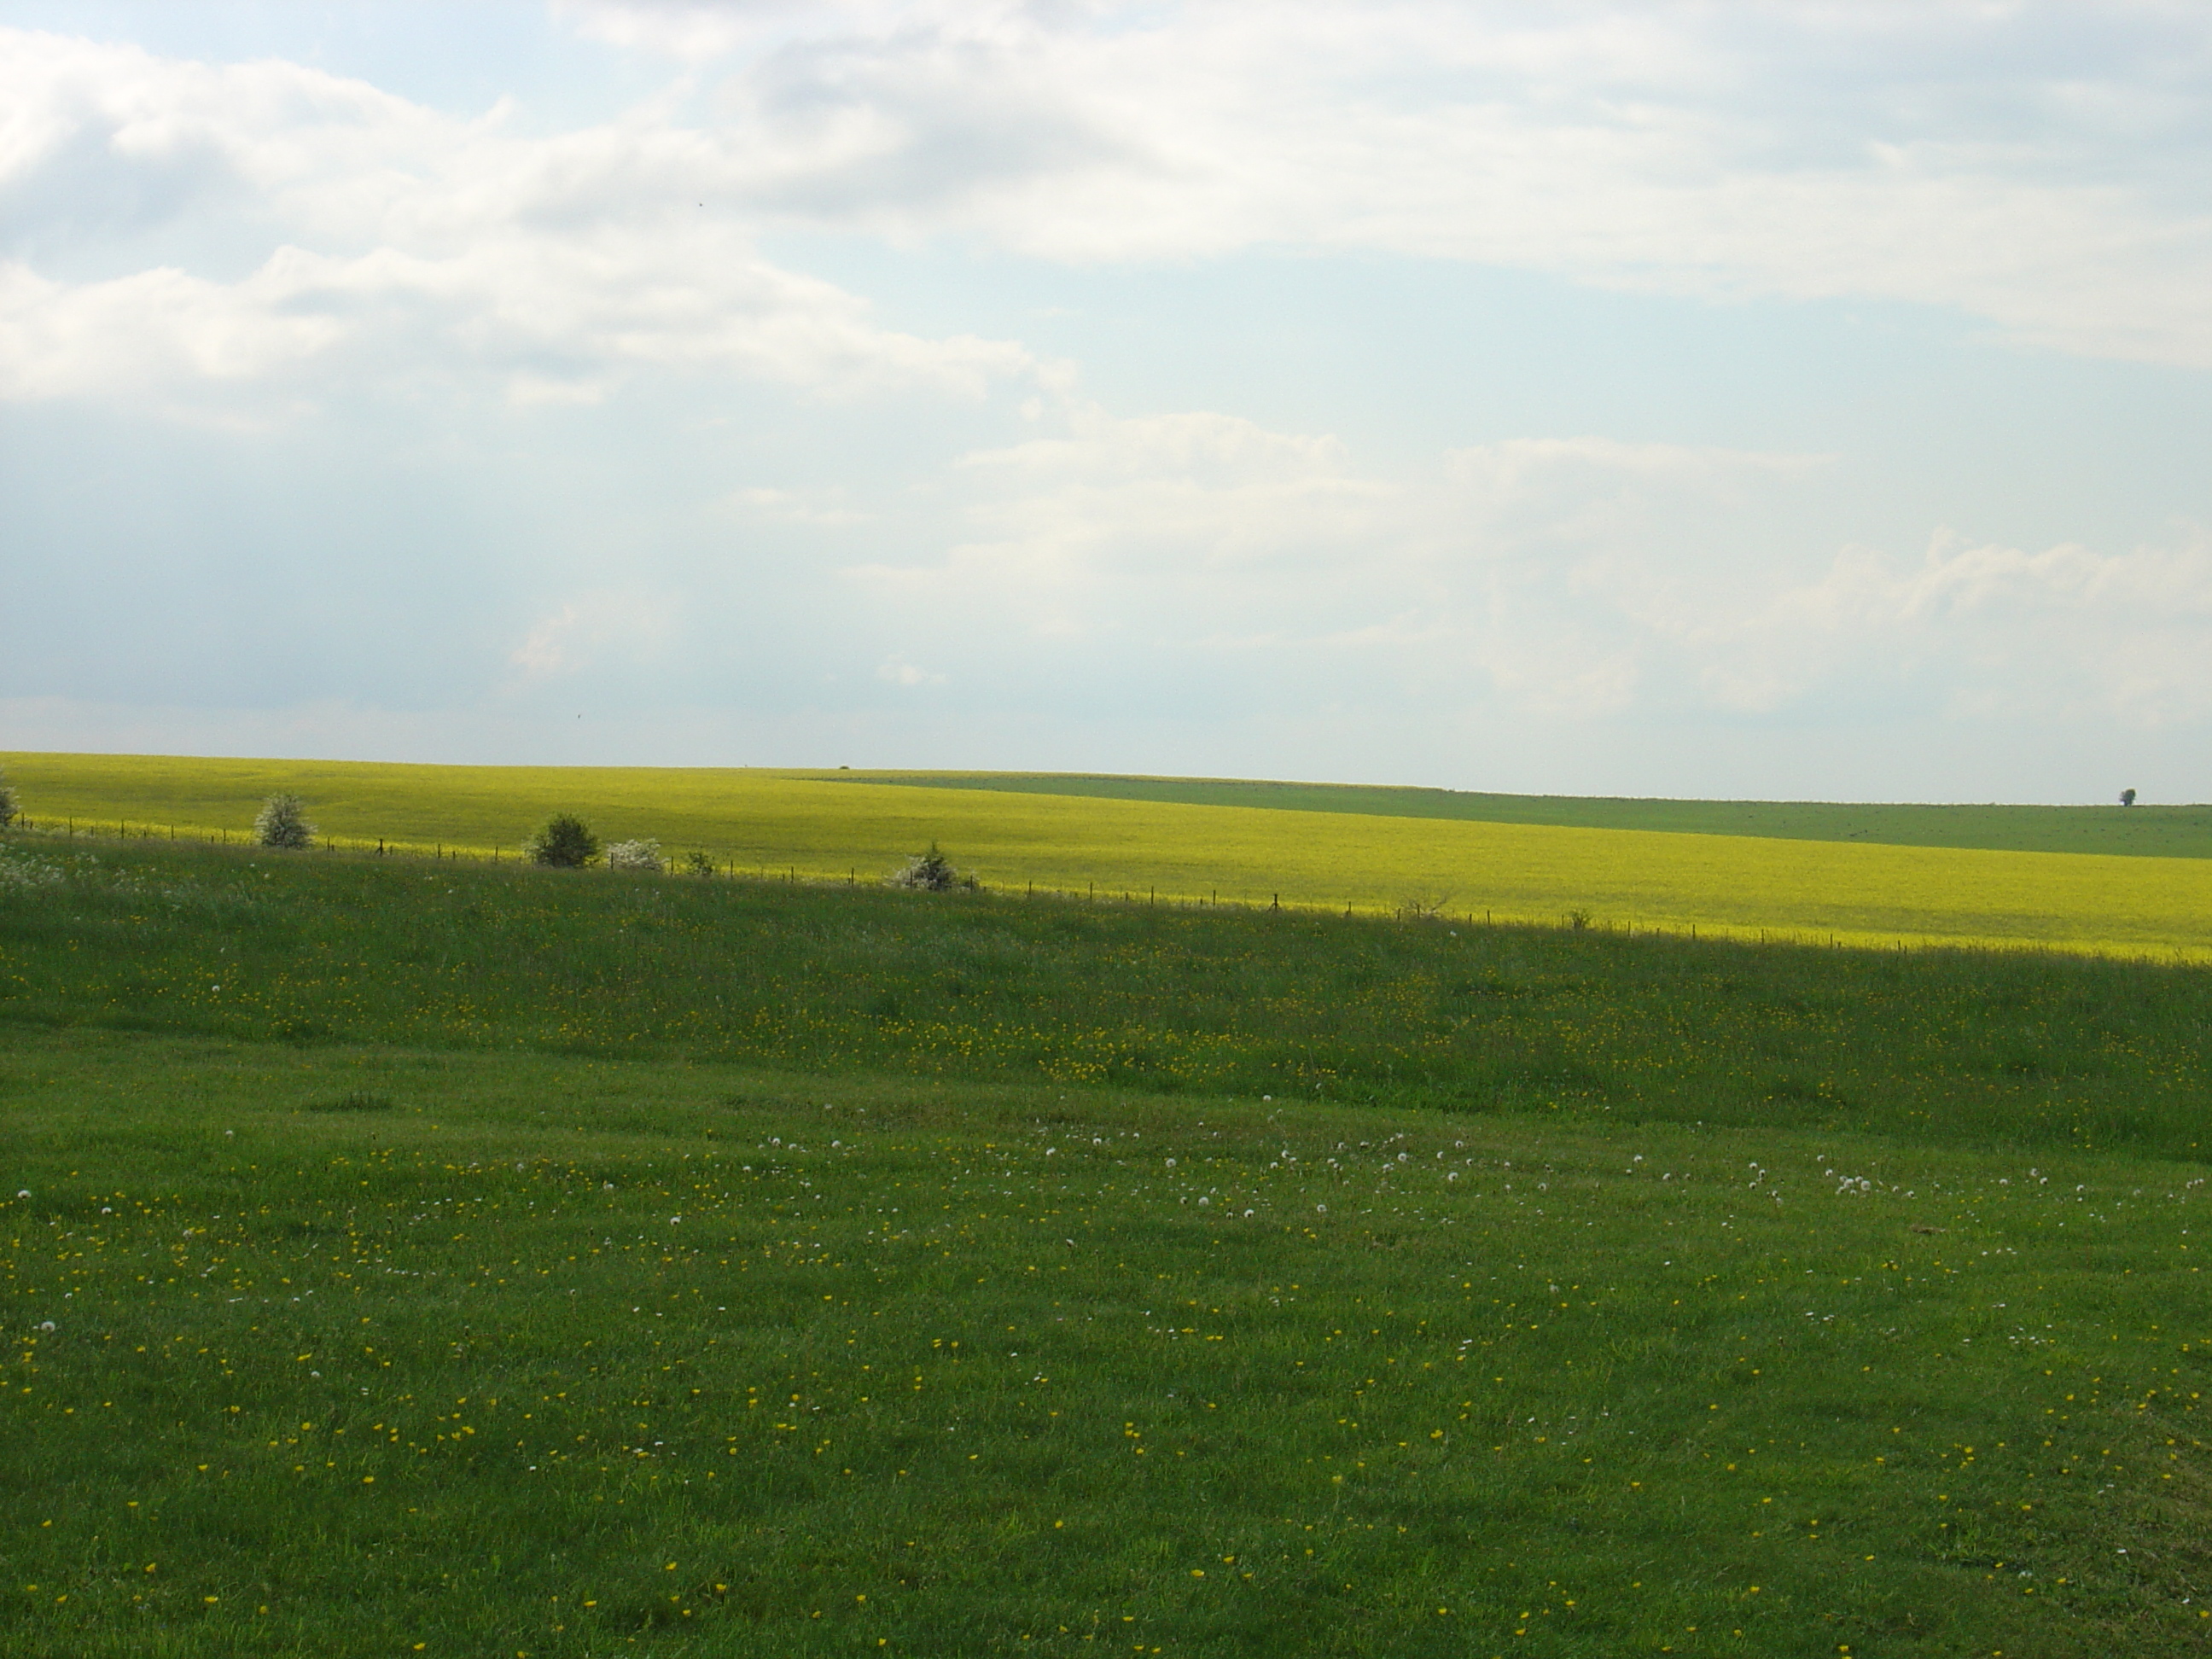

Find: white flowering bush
[253,794,316,850]
[887,842,975,892]
[605,838,664,873]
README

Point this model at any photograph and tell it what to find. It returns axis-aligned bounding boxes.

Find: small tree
[605,838,664,873]
[253,794,315,849]
[526,813,601,868]
[684,850,717,878]
[887,842,973,892]
[2121,788,2138,807]
[0,768,17,830]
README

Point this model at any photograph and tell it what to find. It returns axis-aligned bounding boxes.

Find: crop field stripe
[7,751,2211,961]
[846,770,2212,860]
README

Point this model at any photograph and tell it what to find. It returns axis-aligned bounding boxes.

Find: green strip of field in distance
[845,771,2212,859]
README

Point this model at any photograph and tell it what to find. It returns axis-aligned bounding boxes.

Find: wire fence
[4,810,2131,961]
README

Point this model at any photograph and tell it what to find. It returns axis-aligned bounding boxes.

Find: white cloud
[13,4,2212,421]
[846,406,1813,713]
[554,0,899,61]
[0,255,346,405]
[846,405,1394,654]
[1680,532,2212,724]
[568,0,2212,368]
[841,401,2209,732]
[0,27,1035,410]
[509,591,679,680]
[730,486,874,527]
[876,656,946,687]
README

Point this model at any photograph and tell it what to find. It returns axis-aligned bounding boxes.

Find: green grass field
[2,837,2207,1154]
[5,829,2211,1655]
[7,754,2211,962]
[6,1032,2209,1658]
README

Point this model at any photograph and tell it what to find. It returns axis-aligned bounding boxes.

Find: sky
[2,1,2209,803]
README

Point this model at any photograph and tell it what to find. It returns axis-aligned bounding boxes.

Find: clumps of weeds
[0,845,65,894]
[888,842,977,892]
[307,1090,397,1115]
[1396,895,1449,922]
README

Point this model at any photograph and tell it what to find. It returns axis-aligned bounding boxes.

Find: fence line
[5,813,2196,965]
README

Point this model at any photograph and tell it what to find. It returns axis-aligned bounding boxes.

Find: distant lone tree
[253,794,315,849]
[2121,788,2138,806]
[526,813,601,868]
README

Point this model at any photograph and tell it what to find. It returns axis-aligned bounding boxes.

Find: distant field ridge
[847,768,2212,859]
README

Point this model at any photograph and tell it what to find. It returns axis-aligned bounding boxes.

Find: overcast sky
[3,1,2209,802]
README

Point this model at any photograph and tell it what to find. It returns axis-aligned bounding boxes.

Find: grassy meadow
[5,753,2210,961]
[2,836,2208,1155]
[5,790,2212,1655]
[5,1028,2210,1658]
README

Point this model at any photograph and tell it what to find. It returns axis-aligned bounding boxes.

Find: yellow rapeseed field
[7,751,2208,960]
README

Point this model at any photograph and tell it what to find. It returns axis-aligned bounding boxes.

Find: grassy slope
[6,754,2211,960]
[855,772,2212,860]
[5,1033,2208,1658]
[2,838,2209,1157]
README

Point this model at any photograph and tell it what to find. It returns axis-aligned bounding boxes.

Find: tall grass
[3,838,2206,1158]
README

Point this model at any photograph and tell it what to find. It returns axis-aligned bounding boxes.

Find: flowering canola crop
[8,754,2207,961]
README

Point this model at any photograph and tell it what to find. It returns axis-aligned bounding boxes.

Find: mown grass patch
[3,1032,2209,1657]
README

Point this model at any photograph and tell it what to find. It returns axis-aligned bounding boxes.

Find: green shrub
[526,813,601,868]
[684,850,717,877]
[253,794,316,849]
[0,769,17,830]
